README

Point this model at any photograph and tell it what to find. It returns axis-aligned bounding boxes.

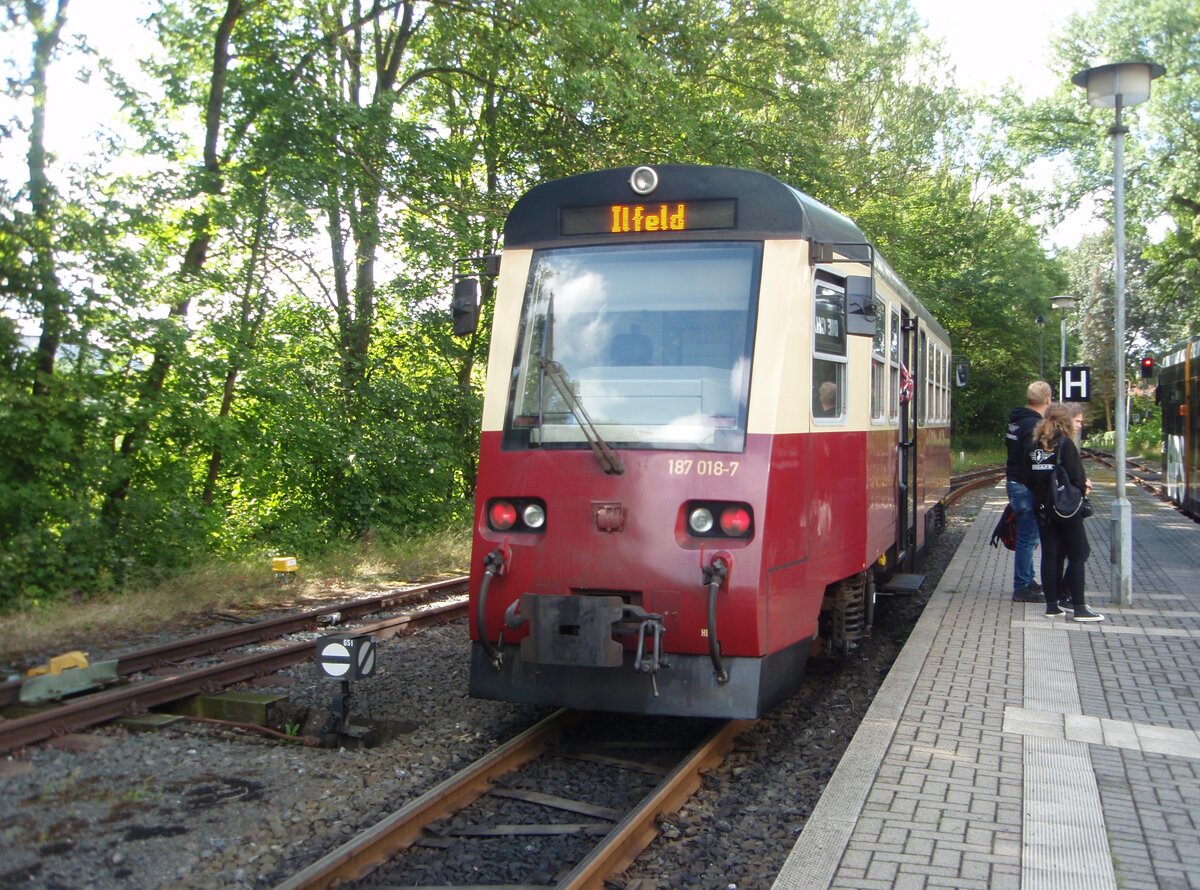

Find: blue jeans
[1006,480,1039,592]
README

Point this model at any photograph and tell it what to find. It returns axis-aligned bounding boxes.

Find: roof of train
[503,165,949,344]
[1162,335,1200,367]
[505,165,866,247]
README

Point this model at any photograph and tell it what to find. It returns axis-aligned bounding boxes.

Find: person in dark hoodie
[1005,380,1052,602]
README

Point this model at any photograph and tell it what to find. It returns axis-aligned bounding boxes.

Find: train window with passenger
[503,241,760,453]
[812,274,846,421]
[870,297,887,422]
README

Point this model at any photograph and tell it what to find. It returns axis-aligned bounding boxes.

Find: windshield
[504,242,760,453]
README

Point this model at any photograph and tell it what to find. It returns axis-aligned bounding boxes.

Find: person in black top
[815,381,838,417]
[1005,381,1051,602]
[1026,403,1104,622]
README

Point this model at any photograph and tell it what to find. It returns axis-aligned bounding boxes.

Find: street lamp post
[1072,60,1164,607]
[1049,294,1077,396]
[1036,314,1046,378]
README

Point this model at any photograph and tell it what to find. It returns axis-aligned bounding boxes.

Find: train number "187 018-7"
[667,459,740,477]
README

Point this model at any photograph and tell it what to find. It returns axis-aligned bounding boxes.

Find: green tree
[1002,0,1200,372]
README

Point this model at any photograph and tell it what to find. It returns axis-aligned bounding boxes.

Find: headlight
[522,503,546,529]
[629,165,658,195]
[688,507,715,534]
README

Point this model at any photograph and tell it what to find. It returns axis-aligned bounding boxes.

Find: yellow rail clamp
[272,556,298,573]
[26,650,90,678]
[22,658,118,704]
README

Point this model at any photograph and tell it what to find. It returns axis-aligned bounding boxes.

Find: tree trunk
[102,0,242,527]
[202,178,270,506]
[26,0,71,398]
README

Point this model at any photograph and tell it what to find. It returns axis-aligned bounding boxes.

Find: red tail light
[720,507,751,536]
[489,501,517,530]
[486,498,547,533]
[682,500,754,540]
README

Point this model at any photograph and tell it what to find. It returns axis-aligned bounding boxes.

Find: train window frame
[870,296,887,423]
[933,347,942,422]
[918,330,927,427]
[812,270,847,423]
[888,306,900,422]
[939,348,948,422]
[501,240,762,454]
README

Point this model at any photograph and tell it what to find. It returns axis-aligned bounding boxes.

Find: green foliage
[1082,396,1161,459]
[0,0,1099,610]
[1000,0,1200,372]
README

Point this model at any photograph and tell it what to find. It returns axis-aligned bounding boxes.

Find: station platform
[774,464,1200,889]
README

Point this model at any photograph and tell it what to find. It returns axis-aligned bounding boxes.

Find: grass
[0,525,472,665]
[952,443,1007,474]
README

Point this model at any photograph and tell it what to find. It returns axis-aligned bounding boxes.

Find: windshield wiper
[539,359,625,475]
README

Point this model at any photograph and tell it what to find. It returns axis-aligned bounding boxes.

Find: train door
[897,309,919,571]
[1190,349,1200,515]
[1162,354,1186,505]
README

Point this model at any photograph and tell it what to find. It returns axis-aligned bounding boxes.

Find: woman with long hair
[1027,403,1104,622]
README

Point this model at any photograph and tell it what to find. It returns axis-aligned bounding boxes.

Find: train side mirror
[845,275,876,336]
[451,277,481,336]
[954,359,969,387]
[450,253,501,337]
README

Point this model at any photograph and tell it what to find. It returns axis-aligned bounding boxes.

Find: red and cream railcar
[455,165,951,718]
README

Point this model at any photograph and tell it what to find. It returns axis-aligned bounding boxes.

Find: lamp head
[1049,294,1078,311]
[1072,61,1164,108]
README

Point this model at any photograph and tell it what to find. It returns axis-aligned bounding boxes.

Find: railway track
[1,575,469,711]
[0,472,994,756]
[1083,447,1165,490]
[0,578,469,753]
[275,709,754,889]
[947,466,1005,503]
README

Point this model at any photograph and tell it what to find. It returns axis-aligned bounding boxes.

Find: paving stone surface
[775,466,1200,889]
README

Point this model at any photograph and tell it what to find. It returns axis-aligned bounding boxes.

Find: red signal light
[1140,355,1155,379]
[720,507,752,536]
[488,501,517,530]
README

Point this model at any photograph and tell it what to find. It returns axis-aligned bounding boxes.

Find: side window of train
[929,340,942,423]
[926,343,934,423]
[940,349,949,422]
[812,273,846,421]
[918,331,927,426]
[928,337,936,423]
[871,297,887,422]
[889,307,900,421]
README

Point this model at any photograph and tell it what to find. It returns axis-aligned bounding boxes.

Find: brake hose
[477,548,506,670]
[705,559,730,684]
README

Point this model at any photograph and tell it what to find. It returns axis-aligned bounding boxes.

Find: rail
[274,711,753,889]
[0,576,468,710]
[0,597,467,753]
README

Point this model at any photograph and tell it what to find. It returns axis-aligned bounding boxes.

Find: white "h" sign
[1061,366,1091,402]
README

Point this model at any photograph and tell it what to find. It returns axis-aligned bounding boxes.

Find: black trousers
[1037,513,1090,606]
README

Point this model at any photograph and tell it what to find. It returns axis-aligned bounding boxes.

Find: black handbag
[1079,496,1094,519]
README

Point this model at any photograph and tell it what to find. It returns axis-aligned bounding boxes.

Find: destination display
[560,198,737,236]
